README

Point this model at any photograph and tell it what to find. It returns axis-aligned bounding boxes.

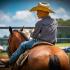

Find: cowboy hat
[30,2,54,13]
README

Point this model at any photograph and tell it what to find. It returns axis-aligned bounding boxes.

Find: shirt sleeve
[31,21,42,39]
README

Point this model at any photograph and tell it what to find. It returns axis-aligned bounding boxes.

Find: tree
[56,18,70,26]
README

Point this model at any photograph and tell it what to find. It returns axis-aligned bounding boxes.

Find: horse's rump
[28,43,69,70]
[16,42,53,66]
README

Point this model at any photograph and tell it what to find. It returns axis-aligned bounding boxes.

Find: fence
[0,26,70,46]
[57,26,70,43]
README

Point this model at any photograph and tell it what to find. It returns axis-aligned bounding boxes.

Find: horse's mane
[18,31,29,41]
[10,30,29,41]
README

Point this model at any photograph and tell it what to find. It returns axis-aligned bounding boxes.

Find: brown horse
[7,27,69,70]
[8,27,29,57]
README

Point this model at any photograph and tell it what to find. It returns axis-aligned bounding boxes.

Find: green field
[56,43,70,47]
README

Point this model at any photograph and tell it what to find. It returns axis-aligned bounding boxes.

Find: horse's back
[27,43,69,70]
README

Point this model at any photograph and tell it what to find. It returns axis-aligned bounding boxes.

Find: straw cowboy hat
[30,2,54,13]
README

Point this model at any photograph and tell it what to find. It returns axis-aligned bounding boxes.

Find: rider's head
[30,2,54,18]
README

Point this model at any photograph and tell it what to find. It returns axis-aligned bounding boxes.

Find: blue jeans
[9,39,37,64]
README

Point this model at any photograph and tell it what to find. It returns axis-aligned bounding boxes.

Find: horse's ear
[20,26,24,32]
[9,26,12,34]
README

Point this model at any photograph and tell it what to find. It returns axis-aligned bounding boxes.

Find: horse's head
[8,26,29,57]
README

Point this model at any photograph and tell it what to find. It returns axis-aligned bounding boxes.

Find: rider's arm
[30,21,42,39]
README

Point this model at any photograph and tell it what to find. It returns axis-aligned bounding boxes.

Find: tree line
[56,19,70,26]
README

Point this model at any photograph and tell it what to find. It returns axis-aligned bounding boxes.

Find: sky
[0,0,70,37]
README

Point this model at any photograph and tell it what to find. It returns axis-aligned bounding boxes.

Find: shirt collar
[42,16,51,20]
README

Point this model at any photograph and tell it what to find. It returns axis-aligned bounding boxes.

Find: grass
[0,51,8,59]
[55,43,70,47]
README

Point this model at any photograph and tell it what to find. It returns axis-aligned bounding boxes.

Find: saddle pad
[33,42,53,48]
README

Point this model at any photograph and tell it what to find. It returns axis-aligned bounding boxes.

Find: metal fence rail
[0,27,34,29]
[0,26,70,29]
[0,26,70,43]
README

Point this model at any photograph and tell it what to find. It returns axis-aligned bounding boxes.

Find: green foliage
[56,18,70,26]
[0,38,8,45]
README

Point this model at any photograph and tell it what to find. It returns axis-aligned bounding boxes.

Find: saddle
[33,41,53,47]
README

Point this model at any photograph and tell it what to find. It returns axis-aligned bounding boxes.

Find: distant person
[0,44,3,51]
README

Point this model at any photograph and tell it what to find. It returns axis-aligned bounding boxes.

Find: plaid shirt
[31,16,58,43]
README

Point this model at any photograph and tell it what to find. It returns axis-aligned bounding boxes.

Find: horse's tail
[48,55,62,70]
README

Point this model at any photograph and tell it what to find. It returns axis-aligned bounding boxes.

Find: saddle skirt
[16,50,29,66]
